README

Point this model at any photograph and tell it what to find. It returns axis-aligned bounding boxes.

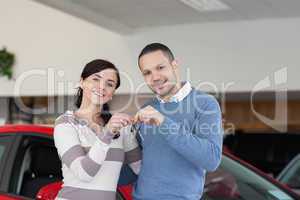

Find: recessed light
[179,0,230,12]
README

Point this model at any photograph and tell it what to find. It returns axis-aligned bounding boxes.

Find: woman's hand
[105,113,133,134]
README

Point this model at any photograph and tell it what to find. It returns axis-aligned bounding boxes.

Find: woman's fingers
[111,113,133,124]
[110,117,131,126]
[108,122,124,134]
[110,119,128,127]
[106,113,134,134]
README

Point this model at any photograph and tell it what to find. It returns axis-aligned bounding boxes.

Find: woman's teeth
[93,91,104,97]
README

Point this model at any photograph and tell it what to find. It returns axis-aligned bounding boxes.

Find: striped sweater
[54,111,141,200]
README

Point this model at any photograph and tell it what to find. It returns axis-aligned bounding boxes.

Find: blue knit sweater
[133,89,223,200]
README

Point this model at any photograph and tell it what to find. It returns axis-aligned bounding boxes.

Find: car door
[8,133,62,199]
[0,191,32,200]
[0,134,22,193]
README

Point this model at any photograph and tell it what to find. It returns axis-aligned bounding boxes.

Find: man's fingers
[133,110,142,124]
[133,114,140,124]
[149,118,158,125]
[132,105,163,126]
[134,106,160,125]
[143,118,158,125]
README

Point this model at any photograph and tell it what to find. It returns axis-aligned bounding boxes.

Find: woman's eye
[158,66,164,70]
[92,78,100,81]
[143,72,150,76]
[107,83,114,88]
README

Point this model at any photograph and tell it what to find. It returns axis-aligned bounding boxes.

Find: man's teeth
[156,83,165,88]
[155,82,166,88]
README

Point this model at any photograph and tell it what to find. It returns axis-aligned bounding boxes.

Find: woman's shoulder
[53,111,82,139]
[54,110,78,127]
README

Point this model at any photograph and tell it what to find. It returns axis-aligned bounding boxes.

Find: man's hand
[134,106,164,126]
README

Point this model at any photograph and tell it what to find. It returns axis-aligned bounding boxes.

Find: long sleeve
[54,122,113,182]
[123,126,142,174]
[159,97,223,172]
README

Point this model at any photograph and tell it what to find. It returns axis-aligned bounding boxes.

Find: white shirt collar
[157,81,192,103]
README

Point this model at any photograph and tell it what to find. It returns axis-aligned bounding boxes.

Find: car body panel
[0,192,31,200]
[0,124,298,200]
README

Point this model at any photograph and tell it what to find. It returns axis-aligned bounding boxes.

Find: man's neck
[159,82,183,102]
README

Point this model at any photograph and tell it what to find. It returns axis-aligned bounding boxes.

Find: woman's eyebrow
[94,74,102,78]
[94,74,116,83]
[107,79,116,83]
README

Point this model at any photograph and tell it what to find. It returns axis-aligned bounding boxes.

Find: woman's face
[80,68,118,106]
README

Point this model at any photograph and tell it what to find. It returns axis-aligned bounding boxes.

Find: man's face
[139,50,179,98]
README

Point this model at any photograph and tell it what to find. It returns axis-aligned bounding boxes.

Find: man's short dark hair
[138,43,175,62]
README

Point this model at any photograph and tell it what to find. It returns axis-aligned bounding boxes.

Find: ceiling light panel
[179,0,231,12]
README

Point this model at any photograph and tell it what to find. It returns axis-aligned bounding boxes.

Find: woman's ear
[79,78,84,89]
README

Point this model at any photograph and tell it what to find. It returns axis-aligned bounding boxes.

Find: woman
[54,59,141,200]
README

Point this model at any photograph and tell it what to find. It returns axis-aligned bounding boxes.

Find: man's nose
[152,72,161,81]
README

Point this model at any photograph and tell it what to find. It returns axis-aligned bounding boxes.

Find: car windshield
[279,157,300,189]
[202,155,295,200]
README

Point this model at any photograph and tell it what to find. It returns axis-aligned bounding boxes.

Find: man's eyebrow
[143,62,166,71]
[157,62,165,66]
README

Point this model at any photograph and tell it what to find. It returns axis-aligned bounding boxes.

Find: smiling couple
[53,43,223,200]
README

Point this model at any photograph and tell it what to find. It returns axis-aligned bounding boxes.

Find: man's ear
[171,59,179,69]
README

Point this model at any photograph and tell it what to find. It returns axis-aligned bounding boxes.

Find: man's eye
[92,78,100,81]
[158,66,165,70]
[143,72,150,76]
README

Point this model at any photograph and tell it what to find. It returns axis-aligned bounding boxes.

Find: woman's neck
[76,100,103,124]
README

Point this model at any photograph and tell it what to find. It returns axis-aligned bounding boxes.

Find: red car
[0,125,298,200]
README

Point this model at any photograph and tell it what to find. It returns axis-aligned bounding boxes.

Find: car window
[0,135,15,165]
[9,135,62,199]
[0,135,19,193]
[202,156,295,200]
[0,145,5,163]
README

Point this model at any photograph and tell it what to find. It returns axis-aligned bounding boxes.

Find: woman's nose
[94,80,105,90]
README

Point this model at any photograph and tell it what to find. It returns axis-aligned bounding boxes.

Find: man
[133,43,223,200]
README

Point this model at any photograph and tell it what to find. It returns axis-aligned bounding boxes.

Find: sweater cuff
[97,127,114,144]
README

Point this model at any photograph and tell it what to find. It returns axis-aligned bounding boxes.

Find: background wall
[1,0,300,96]
[127,18,300,92]
[0,0,137,96]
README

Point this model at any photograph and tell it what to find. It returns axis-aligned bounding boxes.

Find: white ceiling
[33,0,300,34]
